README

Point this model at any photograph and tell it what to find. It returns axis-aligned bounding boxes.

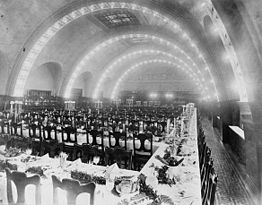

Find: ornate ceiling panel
[94,9,140,28]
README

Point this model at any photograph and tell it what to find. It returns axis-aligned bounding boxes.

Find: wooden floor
[201,118,256,205]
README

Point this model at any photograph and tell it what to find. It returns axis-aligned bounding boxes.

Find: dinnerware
[115,180,139,196]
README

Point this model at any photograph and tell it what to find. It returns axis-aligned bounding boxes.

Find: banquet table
[0,108,201,205]
[140,108,202,205]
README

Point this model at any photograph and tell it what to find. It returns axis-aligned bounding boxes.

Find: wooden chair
[201,147,211,177]
[87,130,105,163]
[133,133,153,171]
[61,127,78,161]
[41,125,63,157]
[109,131,127,150]
[201,158,213,188]
[29,123,42,156]
[202,168,217,205]
[105,147,132,169]
[52,175,96,205]
[5,168,41,205]
[199,142,207,168]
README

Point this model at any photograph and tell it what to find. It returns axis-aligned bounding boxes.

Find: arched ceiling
[3,0,262,103]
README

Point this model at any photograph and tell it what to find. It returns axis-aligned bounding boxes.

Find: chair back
[1,120,10,134]
[10,122,22,136]
[109,131,127,150]
[29,123,42,141]
[43,125,57,141]
[88,130,104,148]
[52,175,95,205]
[202,168,217,205]
[133,133,153,156]
[5,168,41,205]
[62,126,77,144]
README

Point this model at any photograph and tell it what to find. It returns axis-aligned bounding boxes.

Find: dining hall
[0,0,262,204]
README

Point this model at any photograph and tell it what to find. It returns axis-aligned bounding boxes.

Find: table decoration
[20,155,38,163]
[4,147,21,157]
[26,166,44,176]
[5,136,32,151]
[117,193,153,205]
[138,173,174,205]
[164,137,174,145]
[59,152,68,169]
[176,145,192,156]
[138,173,158,200]
[155,155,184,167]
[1,160,18,171]
[154,165,176,186]
[71,170,93,184]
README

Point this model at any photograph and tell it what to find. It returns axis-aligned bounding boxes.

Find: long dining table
[0,108,201,205]
[140,108,201,205]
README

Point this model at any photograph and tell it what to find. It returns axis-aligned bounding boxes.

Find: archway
[25,62,62,96]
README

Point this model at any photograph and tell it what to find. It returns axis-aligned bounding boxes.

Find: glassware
[145,167,158,188]
[93,156,100,165]
[106,177,115,192]
[59,152,68,169]
[25,148,32,155]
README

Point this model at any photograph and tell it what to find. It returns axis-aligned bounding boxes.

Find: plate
[115,180,139,195]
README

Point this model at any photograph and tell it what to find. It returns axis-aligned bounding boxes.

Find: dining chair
[29,123,42,156]
[199,142,207,169]
[105,147,132,169]
[61,126,78,161]
[133,133,153,171]
[52,175,96,205]
[201,158,213,188]
[201,147,211,177]
[5,168,41,205]
[202,168,217,205]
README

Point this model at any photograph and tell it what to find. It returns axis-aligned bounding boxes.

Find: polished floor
[201,118,256,205]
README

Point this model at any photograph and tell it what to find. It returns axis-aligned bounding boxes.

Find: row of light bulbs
[110,59,211,99]
[92,49,211,99]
